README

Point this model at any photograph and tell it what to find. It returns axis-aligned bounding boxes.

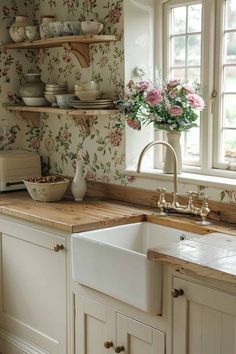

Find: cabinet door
[75,295,116,354]
[0,227,67,354]
[172,277,236,354]
[117,313,165,354]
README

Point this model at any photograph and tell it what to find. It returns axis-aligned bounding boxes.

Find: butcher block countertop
[1,191,236,283]
[0,191,149,232]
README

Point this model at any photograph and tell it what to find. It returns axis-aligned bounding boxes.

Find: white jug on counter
[71,159,87,201]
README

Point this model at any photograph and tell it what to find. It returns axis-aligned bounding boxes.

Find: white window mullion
[200,0,216,173]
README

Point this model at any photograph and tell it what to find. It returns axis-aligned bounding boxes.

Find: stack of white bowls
[45,84,68,106]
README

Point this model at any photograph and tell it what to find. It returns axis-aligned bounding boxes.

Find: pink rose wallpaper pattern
[0,0,235,201]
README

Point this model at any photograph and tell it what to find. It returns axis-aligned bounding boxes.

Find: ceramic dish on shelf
[70,102,114,109]
[22,97,49,107]
[56,94,77,109]
[75,90,102,100]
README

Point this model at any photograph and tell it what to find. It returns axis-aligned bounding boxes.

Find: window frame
[161,0,236,178]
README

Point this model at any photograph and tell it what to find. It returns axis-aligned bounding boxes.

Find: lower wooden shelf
[7,105,117,128]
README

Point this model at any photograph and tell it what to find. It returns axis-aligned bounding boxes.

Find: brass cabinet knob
[104,341,113,349]
[171,288,184,298]
[115,346,125,353]
[54,244,64,252]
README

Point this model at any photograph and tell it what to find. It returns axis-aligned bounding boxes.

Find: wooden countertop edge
[147,250,236,284]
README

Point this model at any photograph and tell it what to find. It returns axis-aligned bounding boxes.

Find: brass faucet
[136,140,211,225]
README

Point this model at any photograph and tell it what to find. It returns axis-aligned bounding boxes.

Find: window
[164,1,203,167]
[163,0,236,177]
[214,0,236,170]
[125,0,236,181]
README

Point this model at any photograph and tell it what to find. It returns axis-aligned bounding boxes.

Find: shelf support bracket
[12,111,41,128]
[63,42,90,68]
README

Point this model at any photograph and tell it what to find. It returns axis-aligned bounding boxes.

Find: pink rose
[126,118,141,130]
[145,88,163,106]
[136,81,149,92]
[169,90,177,98]
[182,84,194,94]
[169,106,183,116]
[187,94,205,111]
[167,79,181,88]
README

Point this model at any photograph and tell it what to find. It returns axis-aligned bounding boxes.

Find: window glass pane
[188,34,201,65]
[181,127,200,160]
[171,68,185,80]
[188,4,202,33]
[172,36,186,66]
[226,0,236,29]
[172,6,186,34]
[224,66,236,91]
[223,129,236,163]
[225,32,236,64]
[223,94,236,127]
[187,67,201,83]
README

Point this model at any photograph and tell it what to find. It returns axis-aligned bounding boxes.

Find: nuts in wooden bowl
[23,175,70,202]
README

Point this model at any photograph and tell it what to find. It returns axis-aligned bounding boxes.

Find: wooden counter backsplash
[86,181,236,224]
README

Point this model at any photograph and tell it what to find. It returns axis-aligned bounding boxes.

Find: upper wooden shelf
[7,105,117,128]
[2,35,117,67]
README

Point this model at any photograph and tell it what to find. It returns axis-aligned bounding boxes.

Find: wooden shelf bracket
[63,42,90,68]
[11,110,41,128]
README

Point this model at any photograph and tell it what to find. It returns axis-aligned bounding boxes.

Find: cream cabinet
[75,295,165,354]
[172,277,236,354]
[0,216,67,354]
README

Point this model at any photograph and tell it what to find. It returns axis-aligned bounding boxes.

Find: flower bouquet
[116,78,205,132]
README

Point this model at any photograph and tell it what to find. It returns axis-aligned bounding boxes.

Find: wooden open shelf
[2,35,117,68]
[7,105,117,128]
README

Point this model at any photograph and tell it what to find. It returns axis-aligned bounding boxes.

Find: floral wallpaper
[0,0,236,205]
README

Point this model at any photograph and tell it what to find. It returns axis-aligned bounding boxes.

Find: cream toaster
[0,150,41,192]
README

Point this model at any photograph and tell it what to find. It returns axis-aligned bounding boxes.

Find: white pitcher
[71,159,87,201]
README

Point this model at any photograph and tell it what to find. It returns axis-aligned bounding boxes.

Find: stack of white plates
[45,84,68,106]
[69,98,114,109]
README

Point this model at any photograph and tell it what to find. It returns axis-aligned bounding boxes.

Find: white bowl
[75,81,100,91]
[56,94,77,108]
[75,90,102,100]
[22,97,49,107]
[81,21,103,35]
[23,179,70,202]
[44,93,57,106]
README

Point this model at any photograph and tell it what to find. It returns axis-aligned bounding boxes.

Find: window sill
[125,168,236,190]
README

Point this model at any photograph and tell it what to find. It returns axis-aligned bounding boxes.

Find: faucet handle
[157,187,166,193]
[187,191,198,198]
[196,196,212,226]
[156,187,168,216]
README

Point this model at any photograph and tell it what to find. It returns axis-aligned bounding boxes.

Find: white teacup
[49,22,64,37]
[81,21,103,35]
[63,21,80,35]
[25,26,38,41]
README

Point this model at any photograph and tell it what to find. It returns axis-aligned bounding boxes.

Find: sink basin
[71,222,200,313]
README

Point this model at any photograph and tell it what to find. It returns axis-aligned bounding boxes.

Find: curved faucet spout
[136,140,178,197]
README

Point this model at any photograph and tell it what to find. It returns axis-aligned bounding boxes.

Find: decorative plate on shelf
[69,98,114,109]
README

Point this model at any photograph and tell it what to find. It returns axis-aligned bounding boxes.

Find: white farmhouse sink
[72,222,199,314]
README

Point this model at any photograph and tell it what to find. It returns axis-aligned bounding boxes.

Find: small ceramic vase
[19,73,45,98]
[40,15,55,39]
[71,159,87,201]
[10,15,28,43]
[163,132,182,174]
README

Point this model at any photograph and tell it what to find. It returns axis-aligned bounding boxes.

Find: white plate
[71,99,114,104]
[71,104,114,109]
